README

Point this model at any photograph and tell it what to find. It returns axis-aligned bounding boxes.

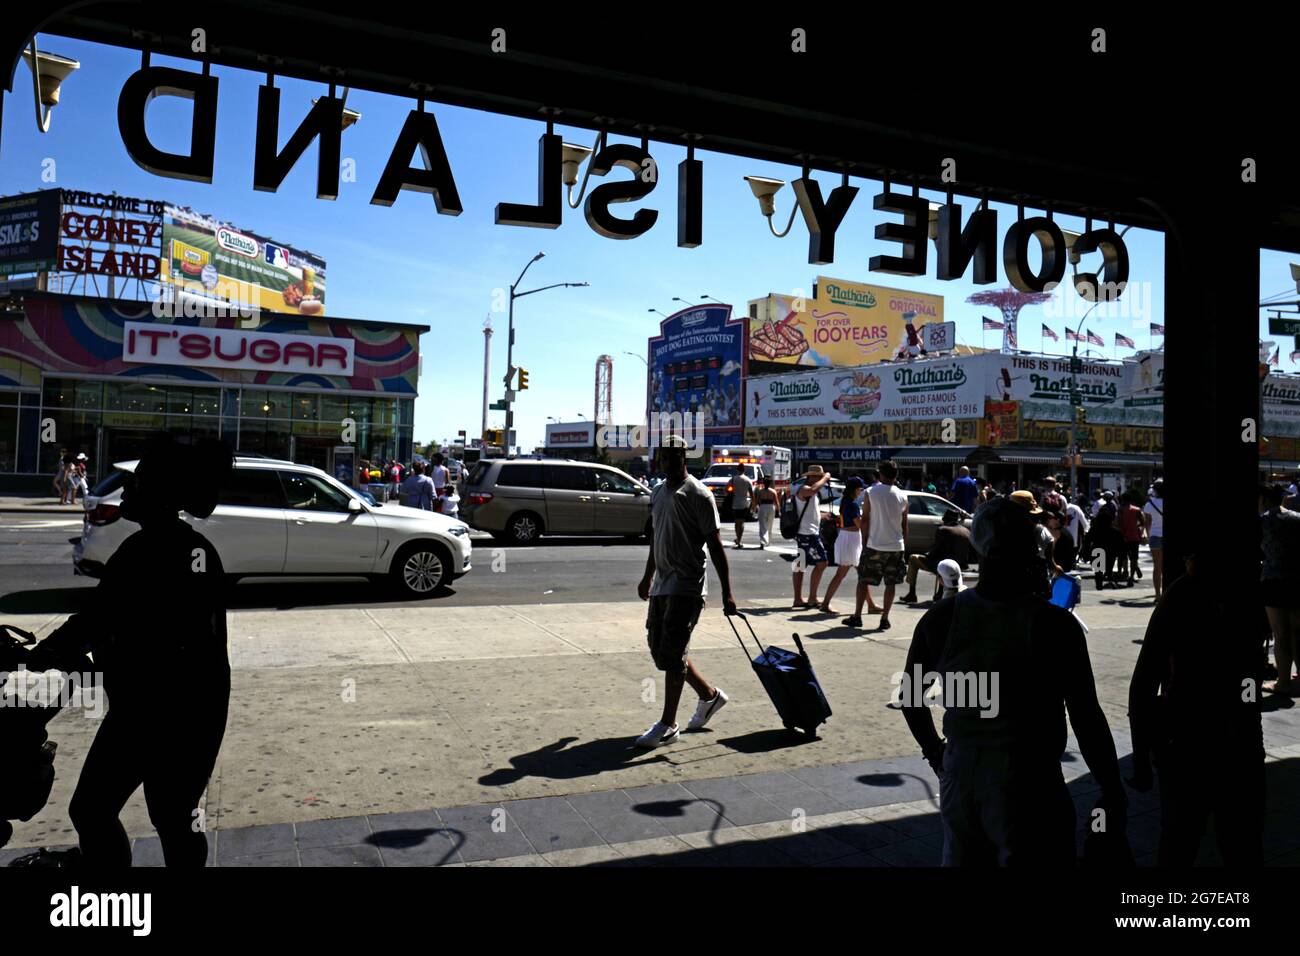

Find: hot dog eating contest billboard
[160,204,327,316]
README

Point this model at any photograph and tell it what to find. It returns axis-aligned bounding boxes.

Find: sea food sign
[113,66,1130,291]
[750,358,983,426]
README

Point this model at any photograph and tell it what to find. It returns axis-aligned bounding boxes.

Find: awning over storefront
[1261,460,1300,472]
[992,449,1069,464]
[890,446,981,464]
[1081,452,1163,468]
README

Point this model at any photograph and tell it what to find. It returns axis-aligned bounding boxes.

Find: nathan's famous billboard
[749,357,983,431]
[748,276,944,368]
[160,205,326,315]
[647,304,746,444]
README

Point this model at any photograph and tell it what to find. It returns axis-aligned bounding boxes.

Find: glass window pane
[0,407,16,472]
[0,391,17,407]
[42,379,76,409]
[22,392,41,407]
[595,469,640,494]
[75,381,104,409]
[167,387,193,415]
[239,390,270,419]
[544,464,595,491]
[105,382,165,414]
[320,394,349,423]
[265,421,291,460]
[220,468,285,508]
[193,388,222,417]
[498,463,544,488]
[291,393,319,421]
[279,471,351,512]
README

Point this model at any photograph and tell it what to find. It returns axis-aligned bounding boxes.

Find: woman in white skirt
[820,477,865,614]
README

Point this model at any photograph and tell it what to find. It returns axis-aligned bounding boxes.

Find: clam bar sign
[121,322,354,375]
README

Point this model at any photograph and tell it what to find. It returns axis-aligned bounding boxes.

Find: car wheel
[391,541,451,597]
[506,512,542,545]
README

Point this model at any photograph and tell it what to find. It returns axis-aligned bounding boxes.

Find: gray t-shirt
[730,473,754,509]
[1262,508,1300,582]
[650,475,721,597]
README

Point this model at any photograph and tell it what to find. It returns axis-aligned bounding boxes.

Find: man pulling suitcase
[635,436,739,748]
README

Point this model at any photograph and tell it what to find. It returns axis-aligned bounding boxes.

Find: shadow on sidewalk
[0,587,94,615]
[479,736,671,787]
[365,826,464,865]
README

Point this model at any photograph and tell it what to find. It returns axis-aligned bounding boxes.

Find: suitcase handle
[726,612,767,661]
[1,624,36,647]
[791,632,809,660]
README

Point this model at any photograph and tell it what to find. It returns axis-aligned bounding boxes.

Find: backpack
[780,492,814,540]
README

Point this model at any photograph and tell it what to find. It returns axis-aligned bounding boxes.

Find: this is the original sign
[122,322,354,375]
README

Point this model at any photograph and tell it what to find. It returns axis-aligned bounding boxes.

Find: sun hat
[803,464,826,479]
[1008,489,1043,514]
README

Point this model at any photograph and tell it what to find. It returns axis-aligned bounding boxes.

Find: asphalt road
[0,515,814,614]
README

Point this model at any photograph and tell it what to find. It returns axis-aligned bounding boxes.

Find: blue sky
[3,36,1295,449]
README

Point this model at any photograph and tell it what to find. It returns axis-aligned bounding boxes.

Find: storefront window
[75,380,104,410]
[42,379,76,409]
[291,393,320,421]
[0,406,17,473]
[193,388,222,417]
[320,394,350,423]
[239,390,271,419]
[399,399,413,428]
[38,410,100,475]
[105,382,166,414]
[166,387,193,415]
[265,421,291,460]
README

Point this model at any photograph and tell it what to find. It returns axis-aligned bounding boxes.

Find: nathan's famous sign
[749,357,982,428]
[749,278,944,367]
[110,66,1130,292]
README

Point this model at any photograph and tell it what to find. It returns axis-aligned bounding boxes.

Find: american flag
[1115,332,1136,348]
[1065,329,1082,342]
[1270,347,1280,366]
[1042,324,1059,341]
[1086,329,1105,347]
[1150,323,1165,335]
[982,317,1004,331]
[1005,320,1018,349]
[1291,350,1300,364]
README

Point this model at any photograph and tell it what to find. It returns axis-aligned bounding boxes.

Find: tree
[967,288,1053,353]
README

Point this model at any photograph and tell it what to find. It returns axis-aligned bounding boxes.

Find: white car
[74,457,473,597]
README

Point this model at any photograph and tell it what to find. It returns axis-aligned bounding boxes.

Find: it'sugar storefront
[0,190,425,491]
[0,291,424,491]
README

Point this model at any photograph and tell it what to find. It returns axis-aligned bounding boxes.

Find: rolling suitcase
[727,613,831,739]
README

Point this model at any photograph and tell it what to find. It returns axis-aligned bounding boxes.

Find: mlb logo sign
[265,243,290,269]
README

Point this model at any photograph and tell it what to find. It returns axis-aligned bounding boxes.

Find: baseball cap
[659,435,691,451]
[937,558,964,591]
[971,496,1040,560]
[1008,489,1043,514]
[845,476,865,490]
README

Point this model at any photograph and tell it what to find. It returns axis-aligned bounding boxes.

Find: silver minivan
[461,458,652,544]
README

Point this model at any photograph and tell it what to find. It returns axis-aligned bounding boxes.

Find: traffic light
[484,428,504,446]
[517,368,530,390]
[1074,406,1086,425]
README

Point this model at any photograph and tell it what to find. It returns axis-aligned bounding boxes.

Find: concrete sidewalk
[7,589,1299,864]
[0,496,84,515]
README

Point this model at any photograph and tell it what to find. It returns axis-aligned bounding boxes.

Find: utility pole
[481,315,493,438]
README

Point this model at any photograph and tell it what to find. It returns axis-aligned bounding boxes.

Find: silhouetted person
[25,434,233,867]
[1127,551,1263,865]
[901,495,1127,866]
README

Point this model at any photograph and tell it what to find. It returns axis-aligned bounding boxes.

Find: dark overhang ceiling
[8,3,1297,249]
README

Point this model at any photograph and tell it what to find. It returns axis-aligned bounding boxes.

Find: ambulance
[701,446,792,509]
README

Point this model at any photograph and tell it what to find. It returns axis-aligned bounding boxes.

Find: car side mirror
[348,498,362,513]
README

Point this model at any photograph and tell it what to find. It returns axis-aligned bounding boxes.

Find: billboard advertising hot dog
[749,357,983,429]
[748,277,945,368]
[160,204,327,316]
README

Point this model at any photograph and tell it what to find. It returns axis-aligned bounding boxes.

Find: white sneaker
[635,721,680,748]
[686,688,729,731]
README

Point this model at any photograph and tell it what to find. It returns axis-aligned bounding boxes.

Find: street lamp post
[503,252,588,452]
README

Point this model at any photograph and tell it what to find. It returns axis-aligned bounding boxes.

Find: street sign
[1269,317,1300,336]
[489,400,507,411]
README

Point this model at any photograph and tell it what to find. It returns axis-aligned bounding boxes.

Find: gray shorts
[646,594,704,674]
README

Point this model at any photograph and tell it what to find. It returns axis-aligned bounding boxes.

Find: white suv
[74,457,472,597]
